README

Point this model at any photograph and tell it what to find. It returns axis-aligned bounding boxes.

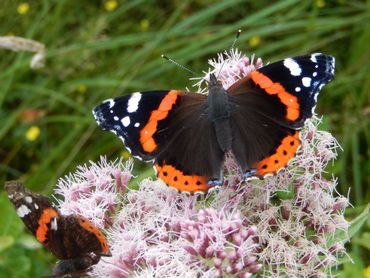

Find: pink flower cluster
[178,208,261,277]
[54,157,132,228]
[54,50,349,277]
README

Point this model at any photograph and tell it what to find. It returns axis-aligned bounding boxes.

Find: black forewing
[94,90,225,180]
[93,91,171,160]
[254,53,335,126]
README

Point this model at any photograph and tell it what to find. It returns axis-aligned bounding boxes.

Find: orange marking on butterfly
[250,71,300,121]
[140,90,179,153]
[36,208,59,243]
[77,217,110,254]
[254,131,300,176]
[155,163,209,193]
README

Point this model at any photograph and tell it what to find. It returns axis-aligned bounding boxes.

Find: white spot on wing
[103,99,115,109]
[121,116,130,127]
[25,196,32,203]
[295,87,301,92]
[134,122,140,127]
[312,72,317,77]
[16,205,31,218]
[331,57,336,74]
[113,116,119,121]
[302,77,311,87]
[34,203,39,210]
[310,53,320,63]
[127,92,142,113]
[283,58,301,76]
[51,218,58,231]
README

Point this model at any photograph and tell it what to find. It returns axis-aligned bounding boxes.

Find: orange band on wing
[140,91,179,153]
[155,163,209,193]
[254,131,300,176]
[78,217,110,254]
[250,71,300,121]
[36,208,59,243]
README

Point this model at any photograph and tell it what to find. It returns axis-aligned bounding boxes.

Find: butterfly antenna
[161,54,199,76]
[216,29,242,79]
[231,29,242,50]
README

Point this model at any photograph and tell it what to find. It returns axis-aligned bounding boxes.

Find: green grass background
[0,0,369,277]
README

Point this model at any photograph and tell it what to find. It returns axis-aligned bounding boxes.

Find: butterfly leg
[207,170,224,187]
[242,168,258,180]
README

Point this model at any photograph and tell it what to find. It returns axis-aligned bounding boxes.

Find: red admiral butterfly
[4,181,110,276]
[93,53,335,194]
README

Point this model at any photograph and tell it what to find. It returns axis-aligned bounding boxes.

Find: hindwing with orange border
[4,181,110,275]
[93,53,335,193]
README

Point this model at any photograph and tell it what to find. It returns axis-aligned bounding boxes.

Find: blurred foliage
[0,0,369,277]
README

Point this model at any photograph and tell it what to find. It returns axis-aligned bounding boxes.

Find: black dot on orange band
[274,160,279,164]
[283,150,288,155]
[196,181,201,185]
[174,176,178,181]
[184,181,189,185]
[290,141,295,146]
[262,164,268,169]
[163,171,168,176]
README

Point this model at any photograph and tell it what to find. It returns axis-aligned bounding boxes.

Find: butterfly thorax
[207,73,232,152]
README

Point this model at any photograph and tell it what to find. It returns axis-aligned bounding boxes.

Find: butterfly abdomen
[207,76,233,152]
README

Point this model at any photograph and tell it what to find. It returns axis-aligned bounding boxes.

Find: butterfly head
[5,180,28,202]
[208,73,223,88]
[207,73,227,100]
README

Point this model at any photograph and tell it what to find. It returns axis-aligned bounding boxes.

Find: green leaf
[348,204,370,239]
[337,252,364,278]
[352,232,370,250]
[276,183,295,200]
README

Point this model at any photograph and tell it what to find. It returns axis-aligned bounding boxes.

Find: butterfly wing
[93,91,174,161]
[93,91,225,193]
[62,215,110,258]
[228,53,335,176]
[5,181,110,261]
[152,93,225,193]
[5,181,68,259]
